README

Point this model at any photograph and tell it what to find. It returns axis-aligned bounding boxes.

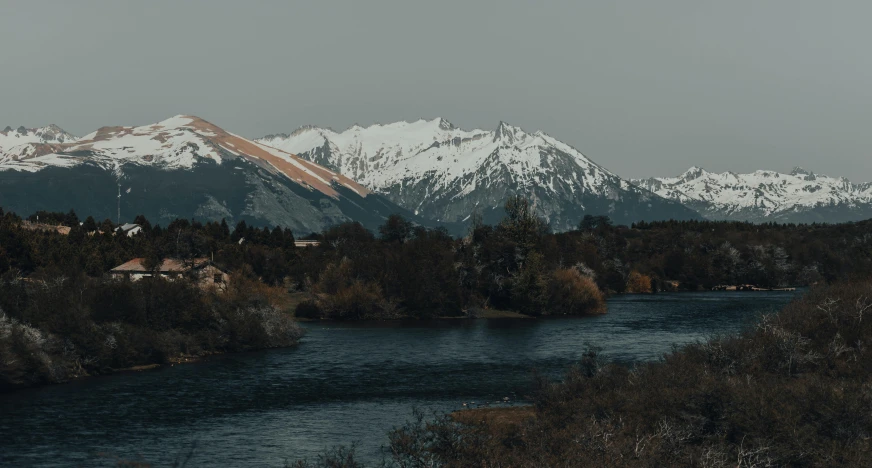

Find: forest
[5,198,872,320]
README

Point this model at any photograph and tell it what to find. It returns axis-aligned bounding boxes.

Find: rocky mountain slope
[634,166,872,223]
[257,119,699,230]
[0,124,78,151]
[0,116,428,234]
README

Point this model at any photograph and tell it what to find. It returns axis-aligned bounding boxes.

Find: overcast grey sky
[1,0,870,180]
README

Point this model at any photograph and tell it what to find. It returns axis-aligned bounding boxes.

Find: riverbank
[113,352,217,373]
[0,275,306,393]
[1,339,307,394]
[294,309,534,322]
[381,281,871,466]
[710,284,798,292]
[291,287,802,322]
[294,308,573,321]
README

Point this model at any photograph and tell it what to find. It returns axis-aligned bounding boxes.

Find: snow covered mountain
[0,116,428,233]
[257,119,699,229]
[0,124,78,152]
[634,167,872,223]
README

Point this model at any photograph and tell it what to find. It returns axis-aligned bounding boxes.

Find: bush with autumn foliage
[625,270,653,293]
[547,268,607,315]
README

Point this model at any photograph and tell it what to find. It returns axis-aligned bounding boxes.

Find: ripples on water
[0,291,799,467]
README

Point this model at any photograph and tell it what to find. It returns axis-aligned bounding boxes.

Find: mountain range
[1,124,78,149]
[0,116,427,234]
[634,167,872,223]
[2,116,871,233]
[256,119,698,229]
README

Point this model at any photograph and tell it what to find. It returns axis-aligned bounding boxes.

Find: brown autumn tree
[625,270,653,293]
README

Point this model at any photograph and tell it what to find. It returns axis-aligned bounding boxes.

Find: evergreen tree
[379,214,413,243]
[82,216,98,233]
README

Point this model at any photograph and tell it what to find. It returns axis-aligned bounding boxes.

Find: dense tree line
[293,204,872,319]
[546,215,872,293]
[0,199,609,321]
[3,199,872,323]
[292,197,606,319]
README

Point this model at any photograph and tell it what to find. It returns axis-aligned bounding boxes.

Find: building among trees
[109,258,230,289]
[114,223,143,237]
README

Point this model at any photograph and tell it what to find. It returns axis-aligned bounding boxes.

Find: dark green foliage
[0,198,607,322]
[0,273,304,391]
[579,214,613,231]
[294,204,872,319]
[82,216,98,232]
[294,300,322,319]
[545,218,872,292]
[299,202,600,319]
[378,214,413,243]
[4,201,872,325]
[26,209,79,226]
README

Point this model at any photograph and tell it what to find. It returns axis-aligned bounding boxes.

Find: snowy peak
[255,118,699,229]
[60,114,232,169]
[256,118,612,194]
[0,124,78,151]
[493,121,528,144]
[679,166,708,181]
[634,167,872,222]
[0,115,368,200]
[790,166,814,177]
[437,117,456,131]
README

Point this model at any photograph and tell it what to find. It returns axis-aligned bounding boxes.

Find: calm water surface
[0,291,800,467]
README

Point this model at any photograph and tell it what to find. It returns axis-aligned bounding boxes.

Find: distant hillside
[634,166,872,223]
[0,116,435,234]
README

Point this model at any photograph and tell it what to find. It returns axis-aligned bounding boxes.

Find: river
[0,290,800,467]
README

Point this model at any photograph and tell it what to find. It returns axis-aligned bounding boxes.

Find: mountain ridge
[0,115,434,234]
[256,118,700,229]
[634,166,872,223]
[13,115,868,229]
[0,124,79,154]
